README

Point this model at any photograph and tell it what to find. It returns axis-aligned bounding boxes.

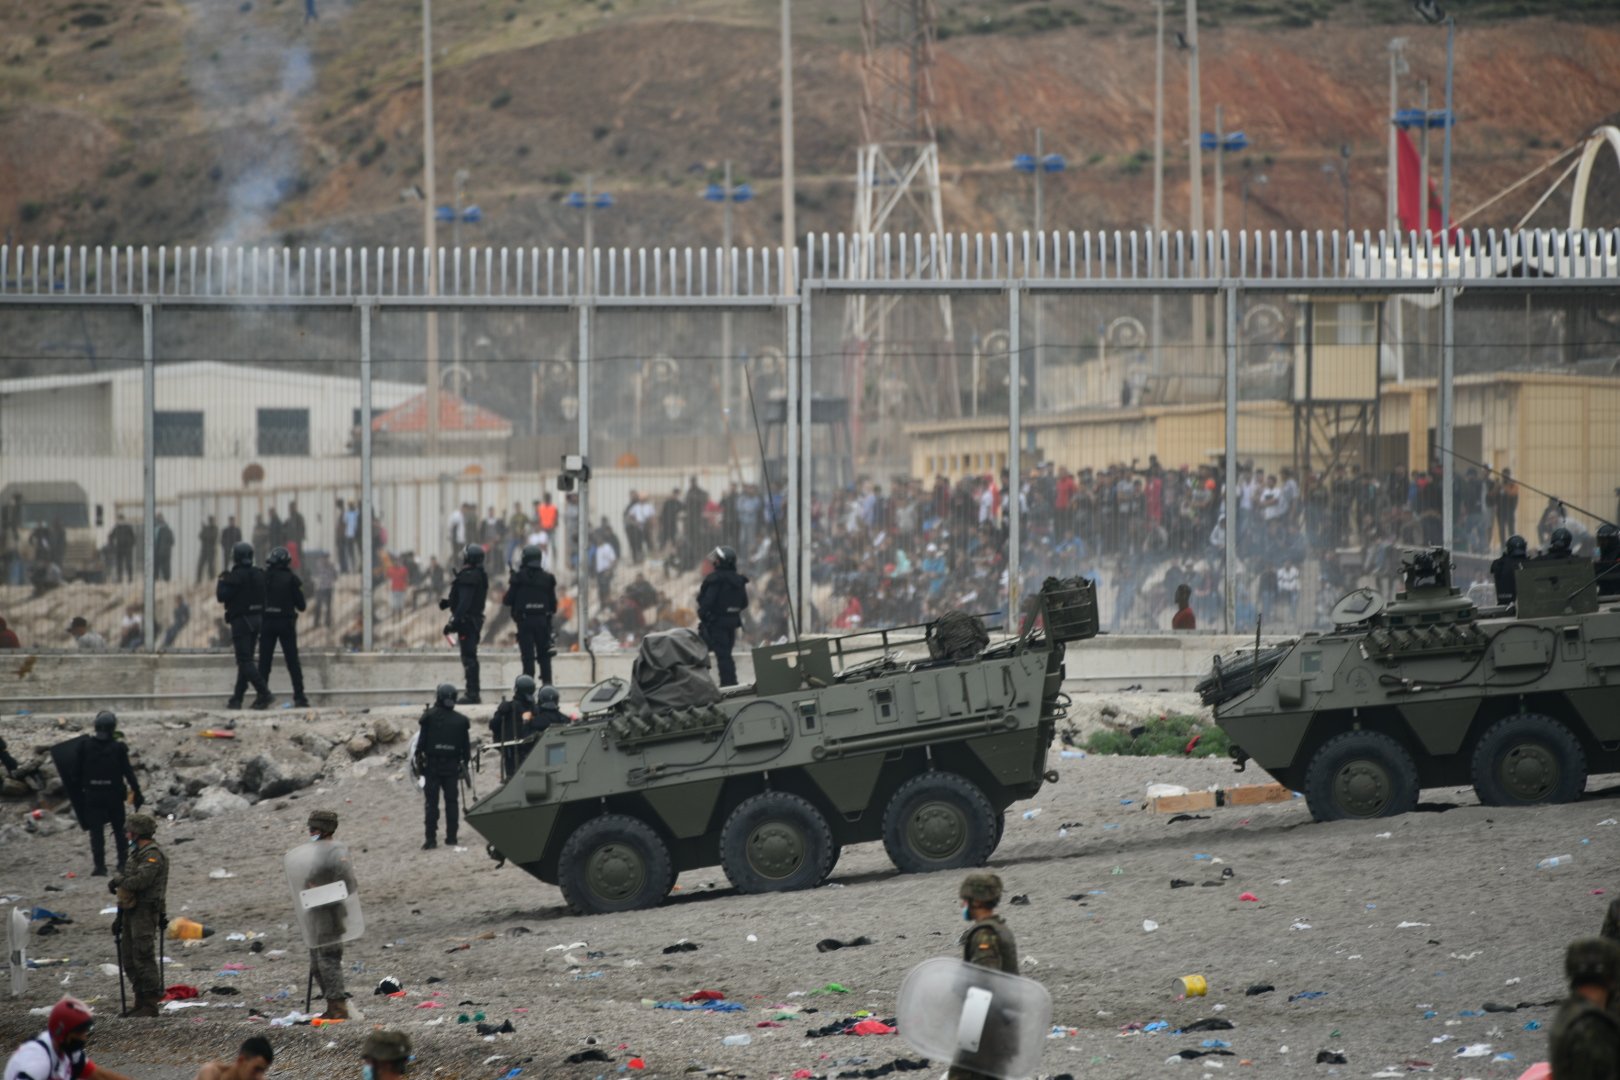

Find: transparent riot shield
[7,905,26,997]
[283,840,365,949]
[897,957,1052,1080]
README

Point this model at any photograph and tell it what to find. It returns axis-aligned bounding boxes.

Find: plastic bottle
[722,1034,753,1047]
[1022,808,1043,821]
[166,917,214,940]
[1536,855,1573,870]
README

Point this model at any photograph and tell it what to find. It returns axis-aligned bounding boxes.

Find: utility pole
[583,173,597,295]
[1152,0,1165,379]
[421,0,439,452]
[1440,14,1455,245]
[1185,0,1206,349]
[452,168,467,383]
[1387,38,1405,241]
[1212,104,1225,255]
[1419,80,1430,239]
[722,159,735,427]
[780,0,796,292]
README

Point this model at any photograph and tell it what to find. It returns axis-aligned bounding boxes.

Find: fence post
[142,303,156,653]
[1223,284,1239,634]
[576,301,591,646]
[785,298,800,620]
[360,301,374,651]
[1440,284,1455,553]
[1007,285,1021,625]
[799,282,814,636]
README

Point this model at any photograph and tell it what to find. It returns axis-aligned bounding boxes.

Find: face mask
[310,833,323,843]
[961,905,972,922]
[362,1064,375,1080]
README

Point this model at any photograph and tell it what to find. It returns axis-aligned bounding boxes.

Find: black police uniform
[0,737,16,775]
[78,737,143,874]
[259,565,308,701]
[217,563,271,705]
[697,567,750,687]
[416,704,471,846]
[1595,536,1620,598]
[1489,553,1528,607]
[503,563,558,684]
[447,564,489,700]
[490,696,563,777]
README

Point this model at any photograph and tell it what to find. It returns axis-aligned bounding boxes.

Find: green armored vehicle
[1199,548,1620,821]
[464,578,1098,914]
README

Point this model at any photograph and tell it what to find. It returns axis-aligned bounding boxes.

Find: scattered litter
[722,1034,753,1047]
[1168,814,1211,823]
[546,942,587,952]
[99,964,121,978]
[1290,922,1312,931]
[208,869,236,880]
[1178,1019,1234,1034]
[1288,991,1327,1002]
[1022,809,1043,820]
[1397,922,1432,928]
[1245,985,1274,997]
[663,941,701,954]
[1535,855,1572,871]
[476,1020,516,1036]
[565,1050,611,1065]
[375,978,403,995]
[1238,893,1259,902]
[1374,832,1392,839]
[653,1000,745,1012]
[1454,1044,1493,1058]
[1009,895,1030,906]
[809,983,851,995]
[684,991,727,1002]
[746,934,758,943]
[269,1010,315,1027]
[1170,879,1195,889]
[815,937,873,952]
[1315,1051,1348,1064]
[1142,920,1159,933]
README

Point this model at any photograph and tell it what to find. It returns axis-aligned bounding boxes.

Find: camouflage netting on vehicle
[627,628,723,713]
[927,611,991,661]
[1195,645,1292,707]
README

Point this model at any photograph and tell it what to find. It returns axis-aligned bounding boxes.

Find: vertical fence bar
[360,302,374,652]
[799,282,815,636]
[142,304,156,653]
[1006,286,1021,623]
[576,301,591,645]
[1440,285,1455,553]
[1223,285,1239,634]
[785,298,800,620]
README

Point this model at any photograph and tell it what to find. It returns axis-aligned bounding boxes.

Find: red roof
[373,392,512,435]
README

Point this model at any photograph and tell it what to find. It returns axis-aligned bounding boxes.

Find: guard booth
[762,395,854,493]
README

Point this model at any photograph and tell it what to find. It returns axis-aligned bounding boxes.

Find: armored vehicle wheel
[882,771,998,873]
[1470,713,1587,807]
[719,792,836,894]
[821,844,842,885]
[989,810,1006,855]
[1303,731,1419,821]
[557,814,675,915]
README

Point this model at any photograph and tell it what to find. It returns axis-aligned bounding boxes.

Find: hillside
[2,0,1618,252]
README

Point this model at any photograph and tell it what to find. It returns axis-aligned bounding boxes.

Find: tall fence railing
[1,230,1617,662]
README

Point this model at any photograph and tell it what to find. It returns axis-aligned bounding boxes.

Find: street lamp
[565,177,613,294]
[1240,172,1267,232]
[1010,129,1067,238]
[437,172,483,385]
[1200,110,1249,256]
[1413,0,1455,245]
[704,161,753,429]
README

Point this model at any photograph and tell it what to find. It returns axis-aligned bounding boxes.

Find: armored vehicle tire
[719,792,836,894]
[989,811,1006,855]
[1303,731,1419,821]
[556,814,675,915]
[882,771,998,873]
[1470,713,1587,808]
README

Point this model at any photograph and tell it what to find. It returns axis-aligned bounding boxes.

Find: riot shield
[49,735,90,829]
[897,957,1052,1080]
[283,840,365,949]
[7,904,26,997]
[406,730,425,790]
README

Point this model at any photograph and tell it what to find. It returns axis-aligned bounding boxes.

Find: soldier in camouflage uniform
[947,871,1019,1080]
[1548,937,1620,1078]
[360,1028,413,1080]
[303,809,357,1021]
[109,812,167,1017]
[1602,897,1619,945]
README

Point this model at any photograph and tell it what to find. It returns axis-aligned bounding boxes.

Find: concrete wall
[0,633,1277,713]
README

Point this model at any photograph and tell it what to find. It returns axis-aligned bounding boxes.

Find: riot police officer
[1540,525,1575,560]
[259,547,310,708]
[77,711,143,877]
[216,541,273,709]
[1490,534,1530,608]
[490,677,564,778]
[502,544,558,685]
[1593,522,1620,597]
[440,545,488,704]
[697,545,749,687]
[416,684,471,850]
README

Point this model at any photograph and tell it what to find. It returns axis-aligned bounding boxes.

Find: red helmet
[48,997,94,1043]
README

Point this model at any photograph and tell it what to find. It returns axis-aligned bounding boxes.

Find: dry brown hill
[2,0,1618,252]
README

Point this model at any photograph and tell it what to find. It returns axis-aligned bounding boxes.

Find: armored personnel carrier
[1199,548,1620,821]
[465,578,1098,914]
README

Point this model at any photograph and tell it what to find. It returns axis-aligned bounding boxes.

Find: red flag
[1396,129,1459,243]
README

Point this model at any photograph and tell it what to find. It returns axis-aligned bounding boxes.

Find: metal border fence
[2,228,1617,650]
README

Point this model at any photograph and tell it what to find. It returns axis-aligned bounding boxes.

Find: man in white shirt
[1261,475,1285,522]
[5,997,134,1080]
[593,536,617,608]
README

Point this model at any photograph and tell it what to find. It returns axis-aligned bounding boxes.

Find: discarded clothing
[1245,984,1275,996]
[1316,1051,1348,1064]
[565,1050,612,1064]
[1177,1019,1235,1033]
[655,1000,746,1012]
[477,1020,517,1036]
[663,941,701,954]
[815,937,874,953]
[808,1016,899,1038]
[1175,1050,1236,1060]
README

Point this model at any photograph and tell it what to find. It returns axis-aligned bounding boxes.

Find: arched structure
[1568,125,1620,231]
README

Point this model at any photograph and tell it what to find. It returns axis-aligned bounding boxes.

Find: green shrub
[1080,714,1230,758]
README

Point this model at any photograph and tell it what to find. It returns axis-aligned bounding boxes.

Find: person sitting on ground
[66,616,107,652]
[194,1037,275,1080]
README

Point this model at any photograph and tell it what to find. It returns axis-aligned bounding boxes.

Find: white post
[780,0,796,291]
[422,0,440,453]
[361,303,375,651]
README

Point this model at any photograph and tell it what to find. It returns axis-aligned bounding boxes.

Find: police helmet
[1549,526,1574,554]
[462,544,486,568]
[435,683,459,708]
[307,808,339,834]
[513,674,537,701]
[1505,535,1528,557]
[709,545,737,570]
[93,710,117,739]
[959,871,1003,906]
[1598,522,1619,549]
[126,813,158,839]
[521,544,545,567]
[1565,937,1620,989]
[267,547,292,568]
[538,685,560,708]
[232,541,255,567]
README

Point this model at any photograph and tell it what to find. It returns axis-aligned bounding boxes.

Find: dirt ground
[2,701,1617,1080]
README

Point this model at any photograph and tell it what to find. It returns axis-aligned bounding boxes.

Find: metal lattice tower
[848,0,957,457]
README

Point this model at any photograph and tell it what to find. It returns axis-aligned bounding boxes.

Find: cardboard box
[1222,783,1294,807]
[1149,790,1219,814]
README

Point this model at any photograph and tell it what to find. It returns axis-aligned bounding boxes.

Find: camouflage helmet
[307,808,339,834]
[360,1027,413,1065]
[1565,937,1620,989]
[126,813,158,839]
[959,871,1003,905]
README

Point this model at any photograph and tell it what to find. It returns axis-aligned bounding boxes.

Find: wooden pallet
[1148,783,1293,813]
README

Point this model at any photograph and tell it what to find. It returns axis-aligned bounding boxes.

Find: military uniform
[259,562,309,705]
[446,561,489,702]
[110,813,167,1017]
[77,732,143,875]
[697,564,749,687]
[303,809,357,1019]
[1548,937,1620,1079]
[216,559,272,707]
[948,872,1020,1080]
[417,702,471,847]
[503,560,558,685]
[0,737,17,775]
[1603,897,1620,944]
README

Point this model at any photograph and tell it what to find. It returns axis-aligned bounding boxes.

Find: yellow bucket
[1174,975,1208,998]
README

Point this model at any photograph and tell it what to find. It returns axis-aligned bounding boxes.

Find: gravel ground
[2,703,1618,1080]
